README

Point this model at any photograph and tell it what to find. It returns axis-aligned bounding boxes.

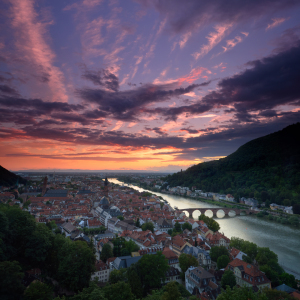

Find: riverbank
[111,178,300,278]
[116,178,300,229]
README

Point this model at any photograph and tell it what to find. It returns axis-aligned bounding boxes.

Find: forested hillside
[0,165,27,186]
[166,123,300,206]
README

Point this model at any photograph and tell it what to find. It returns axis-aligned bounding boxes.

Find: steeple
[104,176,109,197]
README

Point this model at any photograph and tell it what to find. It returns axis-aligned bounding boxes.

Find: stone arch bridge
[177,207,256,218]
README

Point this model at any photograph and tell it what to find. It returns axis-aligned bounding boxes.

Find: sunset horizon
[1,0,300,172]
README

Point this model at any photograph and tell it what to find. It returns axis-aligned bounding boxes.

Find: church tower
[103,176,109,198]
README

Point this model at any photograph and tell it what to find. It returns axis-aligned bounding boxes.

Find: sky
[0,0,300,172]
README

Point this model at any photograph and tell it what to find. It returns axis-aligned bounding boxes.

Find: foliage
[109,268,127,284]
[230,237,284,286]
[262,288,294,300]
[165,123,300,206]
[101,244,113,263]
[138,251,170,293]
[127,266,143,299]
[70,281,107,300]
[230,237,258,261]
[198,215,220,232]
[24,281,53,300]
[57,240,96,291]
[217,286,268,300]
[117,216,124,221]
[182,222,192,231]
[279,273,298,289]
[242,255,252,264]
[141,222,154,233]
[293,204,300,214]
[161,281,181,300]
[112,236,125,257]
[221,270,236,289]
[217,255,230,269]
[135,218,141,227]
[0,260,24,300]
[210,246,229,262]
[174,221,181,232]
[179,253,199,274]
[103,281,134,300]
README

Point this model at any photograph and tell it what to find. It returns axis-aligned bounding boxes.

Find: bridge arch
[192,209,201,220]
[227,209,237,217]
[216,209,225,218]
[181,210,190,219]
[204,209,214,218]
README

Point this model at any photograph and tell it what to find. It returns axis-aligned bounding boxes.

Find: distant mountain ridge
[165,123,300,205]
[0,165,27,187]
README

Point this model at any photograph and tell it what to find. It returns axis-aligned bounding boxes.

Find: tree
[259,265,280,286]
[242,255,252,264]
[117,216,124,221]
[293,203,300,214]
[209,246,229,262]
[104,281,134,300]
[112,236,125,257]
[221,270,237,289]
[141,222,154,233]
[179,253,199,274]
[57,240,95,291]
[217,255,230,269]
[289,216,299,227]
[101,244,113,263]
[198,215,220,232]
[70,281,107,300]
[127,267,143,299]
[217,286,267,300]
[109,269,127,284]
[174,221,181,232]
[256,247,278,266]
[161,281,181,300]
[263,288,294,300]
[279,272,298,289]
[0,260,24,300]
[124,239,139,253]
[135,218,141,227]
[24,281,53,300]
[182,222,192,231]
[138,251,170,293]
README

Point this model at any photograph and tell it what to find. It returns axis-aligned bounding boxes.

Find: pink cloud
[179,31,192,49]
[222,35,243,52]
[266,18,289,30]
[10,0,68,102]
[193,23,233,60]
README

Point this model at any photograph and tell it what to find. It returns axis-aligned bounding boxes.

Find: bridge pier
[188,211,193,218]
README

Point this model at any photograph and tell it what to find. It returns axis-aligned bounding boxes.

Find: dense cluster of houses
[2,175,295,299]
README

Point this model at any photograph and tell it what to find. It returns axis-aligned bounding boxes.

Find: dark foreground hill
[165,123,300,205]
[0,165,27,187]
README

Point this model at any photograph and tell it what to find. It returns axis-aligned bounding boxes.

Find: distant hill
[0,165,27,187]
[165,123,300,205]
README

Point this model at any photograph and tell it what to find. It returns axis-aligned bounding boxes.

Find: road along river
[110,178,300,279]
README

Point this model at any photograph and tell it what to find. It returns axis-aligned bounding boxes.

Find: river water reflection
[110,178,300,278]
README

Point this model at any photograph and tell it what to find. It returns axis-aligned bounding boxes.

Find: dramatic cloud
[77,82,202,121]
[139,0,298,33]
[82,68,119,91]
[266,17,288,30]
[150,40,300,120]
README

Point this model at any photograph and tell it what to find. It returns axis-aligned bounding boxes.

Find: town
[1,172,299,299]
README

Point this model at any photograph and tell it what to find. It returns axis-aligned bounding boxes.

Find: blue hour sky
[0,0,300,171]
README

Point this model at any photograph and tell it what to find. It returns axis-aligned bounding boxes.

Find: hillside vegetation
[166,123,300,206]
[0,165,27,187]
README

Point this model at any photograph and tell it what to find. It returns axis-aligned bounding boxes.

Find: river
[110,178,300,279]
